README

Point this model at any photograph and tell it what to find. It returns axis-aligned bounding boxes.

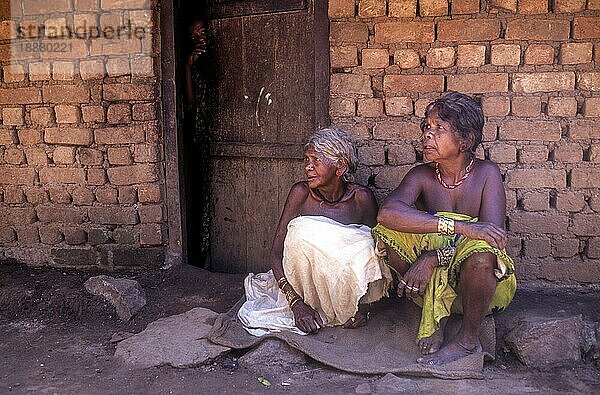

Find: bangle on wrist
[436,246,455,267]
[437,216,455,236]
[277,276,289,290]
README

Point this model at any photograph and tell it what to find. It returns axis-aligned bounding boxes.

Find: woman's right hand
[291,300,323,334]
[188,42,207,66]
[458,221,507,250]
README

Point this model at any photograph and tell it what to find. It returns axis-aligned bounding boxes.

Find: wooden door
[206,0,329,273]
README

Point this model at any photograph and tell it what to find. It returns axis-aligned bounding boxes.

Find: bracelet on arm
[436,246,455,267]
[277,276,289,290]
[437,216,455,236]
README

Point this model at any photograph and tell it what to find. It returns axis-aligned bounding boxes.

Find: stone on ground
[505,315,583,367]
[84,275,146,321]
[114,307,230,368]
[239,338,306,374]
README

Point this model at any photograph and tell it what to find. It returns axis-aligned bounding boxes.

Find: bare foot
[417,340,482,366]
[342,306,370,329]
[417,317,448,355]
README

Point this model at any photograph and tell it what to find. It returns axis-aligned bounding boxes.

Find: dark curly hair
[420,92,484,154]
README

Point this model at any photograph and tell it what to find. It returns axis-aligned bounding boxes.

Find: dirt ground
[1,260,599,394]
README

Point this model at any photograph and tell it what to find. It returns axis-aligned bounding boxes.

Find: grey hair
[304,127,358,181]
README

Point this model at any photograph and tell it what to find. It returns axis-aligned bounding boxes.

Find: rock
[371,374,419,393]
[505,315,583,367]
[114,307,230,368]
[239,338,306,369]
[581,320,598,358]
[84,275,146,321]
[354,382,372,394]
[110,331,134,343]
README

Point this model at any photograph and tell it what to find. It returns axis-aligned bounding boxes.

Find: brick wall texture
[329,0,600,285]
[0,0,164,268]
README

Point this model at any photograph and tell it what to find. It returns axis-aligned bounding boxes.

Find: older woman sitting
[238,128,391,335]
[373,92,517,365]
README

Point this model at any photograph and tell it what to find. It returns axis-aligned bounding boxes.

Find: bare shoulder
[476,159,502,180]
[348,182,375,200]
[403,162,433,184]
[287,181,310,203]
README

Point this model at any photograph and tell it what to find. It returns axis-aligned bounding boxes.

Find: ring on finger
[399,279,407,286]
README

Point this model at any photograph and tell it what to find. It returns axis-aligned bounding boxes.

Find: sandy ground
[1,260,599,394]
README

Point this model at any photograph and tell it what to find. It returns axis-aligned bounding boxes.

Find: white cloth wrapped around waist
[238,216,392,336]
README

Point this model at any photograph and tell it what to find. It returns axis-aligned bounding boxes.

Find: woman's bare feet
[342,305,370,329]
[417,340,483,366]
[417,317,448,355]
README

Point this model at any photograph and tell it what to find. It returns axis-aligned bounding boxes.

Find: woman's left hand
[397,251,437,299]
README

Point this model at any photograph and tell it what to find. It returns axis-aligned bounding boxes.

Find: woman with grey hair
[245,127,392,334]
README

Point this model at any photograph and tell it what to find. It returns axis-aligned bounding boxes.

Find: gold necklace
[435,158,474,189]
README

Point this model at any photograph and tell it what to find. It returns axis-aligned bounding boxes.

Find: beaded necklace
[314,184,346,205]
[435,158,474,189]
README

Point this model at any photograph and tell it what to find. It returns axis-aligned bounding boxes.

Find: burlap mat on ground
[208,297,495,379]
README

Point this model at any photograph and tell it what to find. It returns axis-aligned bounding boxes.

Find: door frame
[160,0,330,267]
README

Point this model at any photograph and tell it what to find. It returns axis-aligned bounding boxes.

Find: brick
[419,0,447,16]
[524,44,554,65]
[331,74,372,95]
[524,238,551,258]
[356,144,384,166]
[94,125,145,145]
[518,0,547,13]
[447,73,508,94]
[330,98,356,117]
[329,0,354,18]
[414,98,431,117]
[358,0,386,17]
[357,98,384,117]
[491,44,521,66]
[375,22,435,44]
[0,128,16,145]
[4,148,25,165]
[62,227,86,245]
[3,186,25,204]
[24,148,49,165]
[0,88,41,105]
[426,47,455,68]
[2,107,23,126]
[394,49,420,69]
[438,19,500,42]
[130,56,154,78]
[521,191,549,211]
[101,0,149,9]
[547,97,577,117]
[578,72,600,91]
[389,0,416,17]
[511,97,541,117]
[583,98,600,117]
[591,145,600,163]
[54,105,81,124]
[138,183,161,203]
[118,186,137,204]
[384,75,444,94]
[78,148,104,166]
[48,187,72,204]
[103,84,154,101]
[28,62,51,81]
[373,121,421,140]
[506,19,570,41]
[387,143,416,165]
[16,129,42,145]
[560,43,593,65]
[488,0,516,12]
[489,143,516,163]
[506,169,565,188]
[574,17,600,39]
[482,96,510,117]
[132,103,156,121]
[106,163,158,186]
[0,207,36,225]
[71,186,94,205]
[52,146,76,164]
[375,166,412,189]
[512,72,575,93]
[590,0,600,10]
[86,168,106,185]
[138,204,163,223]
[88,207,138,225]
[509,212,569,234]
[79,59,105,80]
[138,224,162,246]
[107,104,132,124]
[107,147,133,165]
[36,205,84,224]
[42,85,90,104]
[39,167,85,184]
[457,45,486,68]
[385,97,413,116]
[588,238,600,259]
[362,49,388,69]
[0,227,16,244]
[554,143,583,163]
[82,105,105,123]
[330,46,358,68]
[0,167,36,185]
[3,64,26,83]
[15,226,39,245]
[451,0,479,14]
[88,228,109,245]
[571,168,600,188]
[330,22,369,45]
[45,127,92,146]
[572,214,600,236]
[556,191,586,212]
[519,145,549,163]
[53,61,75,81]
[111,229,135,245]
[25,188,49,204]
[95,187,118,204]
[106,57,130,77]
[29,107,54,126]
[133,144,159,163]
[39,225,63,245]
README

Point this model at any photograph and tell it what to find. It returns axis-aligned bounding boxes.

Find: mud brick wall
[0,0,165,268]
[328,0,600,284]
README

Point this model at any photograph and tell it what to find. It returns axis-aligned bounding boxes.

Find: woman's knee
[462,252,496,272]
